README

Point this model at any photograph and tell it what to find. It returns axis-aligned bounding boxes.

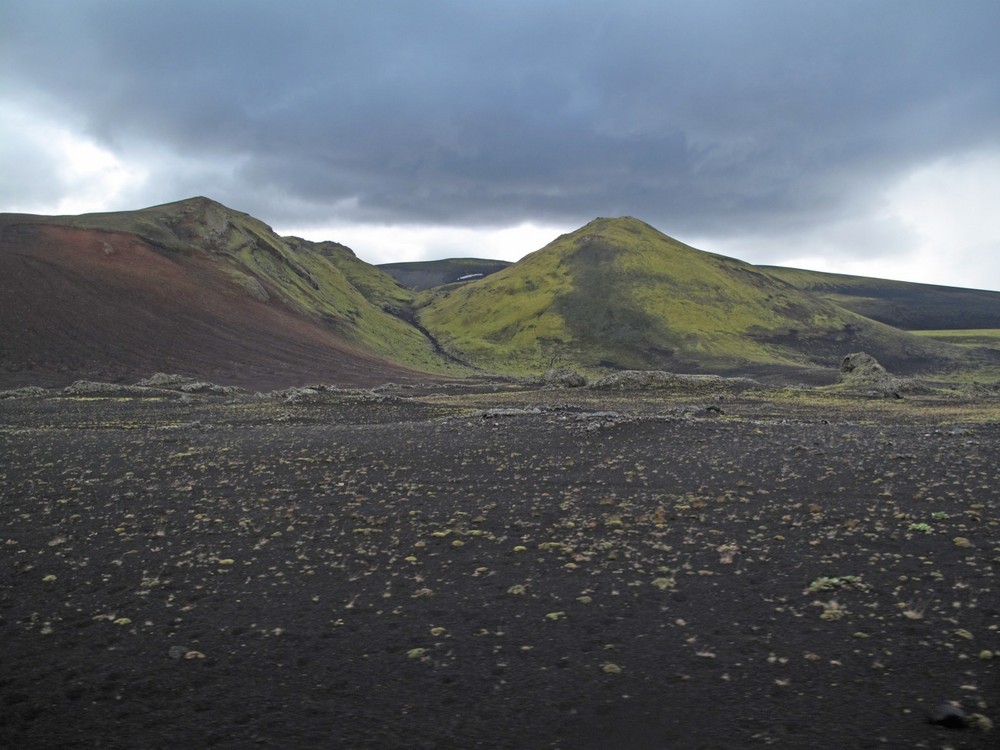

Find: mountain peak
[578,215,653,232]
[141,195,232,213]
[136,196,255,227]
[567,216,683,249]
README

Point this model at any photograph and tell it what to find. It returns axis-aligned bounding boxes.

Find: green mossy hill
[265,235,457,372]
[760,266,1000,331]
[417,217,956,376]
[280,236,412,316]
[27,198,463,375]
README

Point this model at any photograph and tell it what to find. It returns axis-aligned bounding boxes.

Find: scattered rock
[136,373,244,395]
[61,381,178,398]
[257,384,396,403]
[569,411,636,431]
[969,713,994,732]
[589,370,758,392]
[926,702,968,728]
[0,386,48,399]
[541,367,587,388]
[279,386,322,404]
[480,407,543,419]
[136,373,200,389]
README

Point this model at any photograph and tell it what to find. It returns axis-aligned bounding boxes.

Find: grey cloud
[0,110,58,210]
[3,0,1000,249]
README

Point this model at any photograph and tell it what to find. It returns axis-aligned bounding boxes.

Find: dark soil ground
[1,384,998,749]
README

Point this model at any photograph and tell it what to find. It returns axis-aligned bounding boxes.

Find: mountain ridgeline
[760,266,1000,331]
[1,198,996,388]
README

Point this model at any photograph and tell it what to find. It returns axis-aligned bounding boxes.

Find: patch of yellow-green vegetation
[765,386,1000,424]
[911,329,1000,350]
[298,239,414,310]
[923,366,1000,387]
[416,241,577,373]
[908,331,1000,384]
[605,223,817,362]
[185,212,403,359]
[226,230,465,374]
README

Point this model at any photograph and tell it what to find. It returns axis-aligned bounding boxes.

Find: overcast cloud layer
[2,1,1000,288]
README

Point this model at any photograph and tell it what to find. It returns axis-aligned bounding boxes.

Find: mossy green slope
[37,197,465,375]
[418,217,956,375]
[760,266,1000,331]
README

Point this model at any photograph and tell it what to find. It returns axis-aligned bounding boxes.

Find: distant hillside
[416,217,960,377]
[378,258,512,291]
[4,200,994,388]
[760,266,1000,330]
[0,198,462,388]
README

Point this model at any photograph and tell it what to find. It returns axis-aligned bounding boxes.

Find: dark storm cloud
[3,0,1000,241]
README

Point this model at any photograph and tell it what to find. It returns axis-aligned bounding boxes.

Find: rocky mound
[589,370,760,392]
[838,353,903,398]
[0,386,48,400]
[135,373,245,395]
[840,352,893,384]
[540,368,588,388]
[837,352,950,398]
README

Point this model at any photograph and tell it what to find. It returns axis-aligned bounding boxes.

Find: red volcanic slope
[0,220,427,389]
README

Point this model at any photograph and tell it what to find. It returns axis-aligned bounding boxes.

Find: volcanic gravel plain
[1,381,998,749]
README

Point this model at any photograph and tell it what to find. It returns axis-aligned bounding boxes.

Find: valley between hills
[1,198,999,749]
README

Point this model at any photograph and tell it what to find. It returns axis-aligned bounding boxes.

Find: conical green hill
[417,216,954,376]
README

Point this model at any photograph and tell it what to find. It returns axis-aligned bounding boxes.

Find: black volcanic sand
[1,386,998,749]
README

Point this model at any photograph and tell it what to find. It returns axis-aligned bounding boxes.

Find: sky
[2,1,1000,290]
